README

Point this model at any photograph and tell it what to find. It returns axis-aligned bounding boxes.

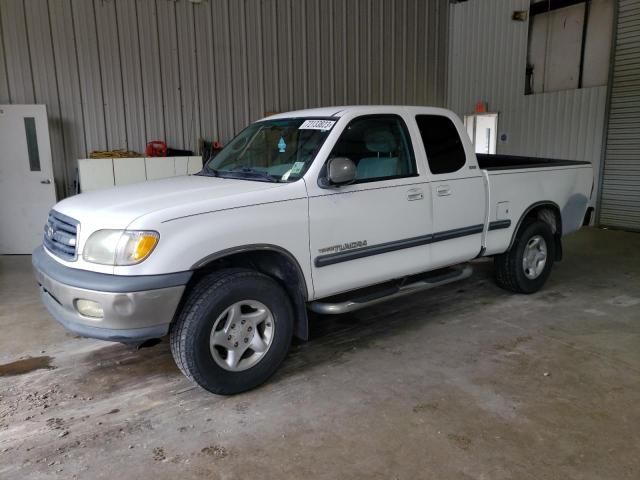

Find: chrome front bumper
[32,246,190,343]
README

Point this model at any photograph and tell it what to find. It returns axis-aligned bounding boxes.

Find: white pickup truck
[33,106,594,394]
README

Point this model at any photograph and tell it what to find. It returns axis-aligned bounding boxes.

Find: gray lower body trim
[33,249,188,343]
[32,246,192,293]
[488,219,512,231]
[315,233,436,268]
[40,289,170,343]
[315,224,486,268]
[433,224,483,242]
[315,220,512,268]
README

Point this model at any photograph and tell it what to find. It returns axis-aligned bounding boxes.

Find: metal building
[0,0,638,228]
[447,0,639,230]
[598,0,640,231]
[446,0,608,205]
[0,0,449,198]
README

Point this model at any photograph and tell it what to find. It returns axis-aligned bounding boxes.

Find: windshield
[203,118,336,182]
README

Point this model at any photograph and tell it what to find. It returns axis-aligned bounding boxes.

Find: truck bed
[477,154,591,171]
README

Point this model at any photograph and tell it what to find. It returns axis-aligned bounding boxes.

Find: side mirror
[325,157,356,186]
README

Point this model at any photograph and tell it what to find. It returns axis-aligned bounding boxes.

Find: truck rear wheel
[170,268,293,395]
[494,219,555,294]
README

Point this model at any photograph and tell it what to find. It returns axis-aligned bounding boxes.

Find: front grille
[43,210,79,261]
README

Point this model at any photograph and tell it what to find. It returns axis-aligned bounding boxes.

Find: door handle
[436,185,451,196]
[407,188,424,201]
[40,179,51,184]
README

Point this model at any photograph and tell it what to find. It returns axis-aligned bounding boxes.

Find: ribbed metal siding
[447,0,608,204]
[0,0,448,198]
[599,0,640,230]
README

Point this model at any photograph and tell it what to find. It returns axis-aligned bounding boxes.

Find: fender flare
[507,201,562,253]
[190,244,311,340]
[191,243,309,295]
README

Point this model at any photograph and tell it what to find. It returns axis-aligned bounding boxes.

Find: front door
[307,114,433,299]
[0,105,57,254]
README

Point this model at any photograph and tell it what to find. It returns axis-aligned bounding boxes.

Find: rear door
[414,114,486,267]
[307,114,433,299]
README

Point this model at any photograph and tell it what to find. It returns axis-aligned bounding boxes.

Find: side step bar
[309,265,473,315]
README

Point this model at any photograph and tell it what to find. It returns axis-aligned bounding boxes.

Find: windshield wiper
[196,165,218,177]
[225,167,278,182]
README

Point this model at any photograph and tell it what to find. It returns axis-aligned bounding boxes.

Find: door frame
[304,110,435,298]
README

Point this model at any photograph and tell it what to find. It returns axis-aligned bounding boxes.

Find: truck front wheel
[170,269,293,395]
[494,219,555,294]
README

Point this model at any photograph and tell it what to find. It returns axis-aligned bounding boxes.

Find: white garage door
[599,0,640,231]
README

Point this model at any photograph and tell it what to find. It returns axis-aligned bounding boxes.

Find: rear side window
[416,115,466,175]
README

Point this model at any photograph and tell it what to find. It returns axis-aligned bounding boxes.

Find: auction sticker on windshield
[290,162,305,175]
[299,120,336,131]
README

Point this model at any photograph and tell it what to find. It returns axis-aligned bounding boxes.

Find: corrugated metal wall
[447,0,608,204]
[0,0,449,198]
[598,0,640,231]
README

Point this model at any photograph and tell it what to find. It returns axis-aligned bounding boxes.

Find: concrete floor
[0,227,639,479]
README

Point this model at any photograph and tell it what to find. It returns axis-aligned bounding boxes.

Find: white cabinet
[145,157,176,180]
[114,158,146,186]
[78,156,203,193]
[77,158,115,192]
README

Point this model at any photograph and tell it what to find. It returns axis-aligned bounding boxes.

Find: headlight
[83,230,159,265]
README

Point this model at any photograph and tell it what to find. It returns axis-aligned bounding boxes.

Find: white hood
[47,175,307,274]
[54,175,285,229]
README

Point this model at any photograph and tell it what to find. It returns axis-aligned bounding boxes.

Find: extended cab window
[329,116,416,183]
[416,115,466,175]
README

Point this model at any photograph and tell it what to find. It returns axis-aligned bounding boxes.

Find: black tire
[494,219,555,294]
[170,268,293,395]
